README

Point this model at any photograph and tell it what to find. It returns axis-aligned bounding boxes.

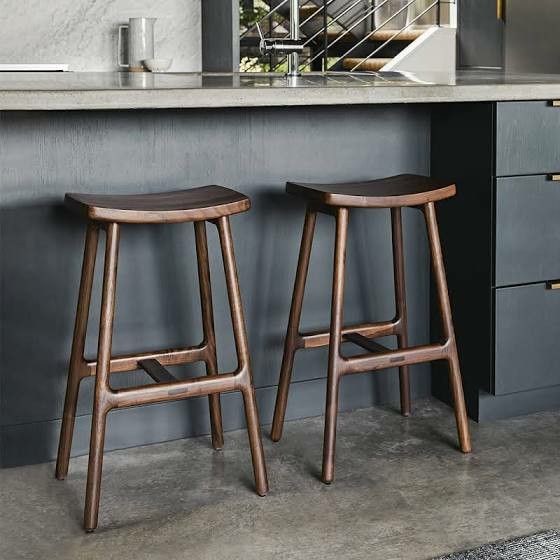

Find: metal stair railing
[240,0,290,39]
[241,0,365,72]
[268,0,381,73]
[240,0,441,73]
[323,0,439,71]
[240,0,341,73]
[346,0,438,70]
[302,0,393,68]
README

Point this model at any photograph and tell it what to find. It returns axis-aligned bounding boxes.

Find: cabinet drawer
[495,283,560,395]
[496,101,560,176]
[495,175,560,286]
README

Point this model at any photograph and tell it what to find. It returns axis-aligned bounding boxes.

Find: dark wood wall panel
[0,105,431,466]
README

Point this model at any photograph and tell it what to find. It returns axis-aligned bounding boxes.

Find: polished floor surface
[1,398,559,560]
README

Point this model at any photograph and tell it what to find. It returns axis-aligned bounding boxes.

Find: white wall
[383,27,456,73]
[0,0,201,72]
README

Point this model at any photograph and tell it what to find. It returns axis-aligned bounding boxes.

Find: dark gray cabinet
[458,0,504,69]
[495,175,560,286]
[495,283,560,395]
[496,102,560,176]
[432,101,560,421]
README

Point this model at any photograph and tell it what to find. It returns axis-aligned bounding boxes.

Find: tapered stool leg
[391,208,411,417]
[84,223,120,532]
[271,207,317,442]
[241,384,268,496]
[56,223,99,480]
[424,203,472,454]
[195,221,224,450]
[216,216,269,496]
[322,208,349,484]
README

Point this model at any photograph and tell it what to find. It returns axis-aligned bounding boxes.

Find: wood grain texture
[342,58,392,72]
[194,220,224,450]
[215,216,268,497]
[495,283,560,395]
[496,101,560,176]
[84,221,120,532]
[391,207,411,417]
[343,332,389,354]
[287,174,456,208]
[59,211,268,531]
[272,185,471,485]
[139,359,177,383]
[424,202,471,454]
[495,174,560,286]
[65,185,250,223]
[55,223,99,481]
[270,208,317,443]
[321,207,348,484]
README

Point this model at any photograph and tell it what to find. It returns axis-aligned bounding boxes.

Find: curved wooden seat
[65,185,250,223]
[287,174,456,208]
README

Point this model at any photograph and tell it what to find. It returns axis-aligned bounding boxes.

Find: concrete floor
[1,398,559,560]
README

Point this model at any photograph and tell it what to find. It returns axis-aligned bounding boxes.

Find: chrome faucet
[257,0,304,76]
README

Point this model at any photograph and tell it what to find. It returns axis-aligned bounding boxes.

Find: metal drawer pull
[497,0,505,20]
[548,174,560,181]
[552,101,560,107]
[546,281,560,290]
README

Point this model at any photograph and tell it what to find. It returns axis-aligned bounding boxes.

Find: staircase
[239,0,442,73]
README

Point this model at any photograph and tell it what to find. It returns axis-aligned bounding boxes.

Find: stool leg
[56,223,99,480]
[216,216,269,496]
[391,208,412,417]
[322,208,349,484]
[424,203,472,454]
[195,221,224,450]
[271,207,317,442]
[84,222,120,532]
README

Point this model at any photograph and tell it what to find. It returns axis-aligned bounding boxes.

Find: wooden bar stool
[271,174,472,484]
[55,185,268,532]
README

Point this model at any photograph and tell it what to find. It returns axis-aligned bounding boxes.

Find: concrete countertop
[1,70,560,110]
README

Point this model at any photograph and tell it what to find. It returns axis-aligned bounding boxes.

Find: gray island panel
[0,105,432,466]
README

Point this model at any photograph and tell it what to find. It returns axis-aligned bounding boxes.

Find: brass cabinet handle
[548,174,560,181]
[552,101,560,107]
[497,0,505,20]
[546,281,560,290]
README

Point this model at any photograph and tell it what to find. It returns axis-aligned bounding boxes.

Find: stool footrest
[112,372,239,408]
[342,343,448,375]
[83,344,207,377]
[343,332,390,354]
[299,320,399,349]
[139,359,177,384]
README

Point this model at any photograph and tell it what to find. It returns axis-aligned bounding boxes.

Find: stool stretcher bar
[342,341,450,375]
[81,344,209,377]
[111,371,241,409]
[298,319,402,349]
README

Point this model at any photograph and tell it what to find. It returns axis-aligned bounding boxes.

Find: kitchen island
[2,70,560,467]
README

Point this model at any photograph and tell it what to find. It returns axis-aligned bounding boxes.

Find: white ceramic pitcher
[118,17,156,72]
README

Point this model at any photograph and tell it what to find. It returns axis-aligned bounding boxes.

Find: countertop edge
[2,83,560,110]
